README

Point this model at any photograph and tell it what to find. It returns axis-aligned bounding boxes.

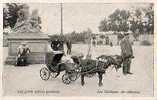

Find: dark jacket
[66,40,72,49]
[120,37,133,59]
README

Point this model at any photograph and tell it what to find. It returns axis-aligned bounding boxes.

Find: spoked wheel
[50,72,58,78]
[62,73,71,85]
[69,72,80,81]
[40,67,50,81]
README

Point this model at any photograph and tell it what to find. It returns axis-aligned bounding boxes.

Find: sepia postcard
[1,0,157,100]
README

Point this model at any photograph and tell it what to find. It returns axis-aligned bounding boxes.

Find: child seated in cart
[61,55,78,71]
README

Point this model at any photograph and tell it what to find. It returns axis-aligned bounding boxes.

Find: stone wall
[5,33,49,65]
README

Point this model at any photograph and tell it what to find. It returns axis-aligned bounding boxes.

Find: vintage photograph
[2,3,154,96]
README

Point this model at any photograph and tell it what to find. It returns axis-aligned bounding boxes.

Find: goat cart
[40,51,80,85]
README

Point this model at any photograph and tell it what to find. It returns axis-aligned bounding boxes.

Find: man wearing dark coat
[120,33,134,75]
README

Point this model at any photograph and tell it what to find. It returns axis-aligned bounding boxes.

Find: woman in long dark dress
[16,42,31,66]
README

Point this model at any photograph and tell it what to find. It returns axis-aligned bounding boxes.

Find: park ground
[2,44,154,96]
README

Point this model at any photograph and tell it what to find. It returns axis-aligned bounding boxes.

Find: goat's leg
[81,74,85,86]
[98,72,103,87]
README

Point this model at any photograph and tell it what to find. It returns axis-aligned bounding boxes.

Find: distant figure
[92,37,96,47]
[16,42,31,66]
[110,42,113,47]
[120,33,134,75]
[105,36,109,45]
[66,39,72,55]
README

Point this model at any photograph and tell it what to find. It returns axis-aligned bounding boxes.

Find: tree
[129,4,154,35]
[63,28,93,44]
[112,9,130,32]
[99,3,154,36]
[98,18,109,32]
[143,3,154,34]
[99,9,130,33]
[130,9,142,32]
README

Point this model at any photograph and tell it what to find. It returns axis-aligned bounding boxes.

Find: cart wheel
[69,73,79,81]
[51,72,58,78]
[40,67,50,81]
[62,73,71,85]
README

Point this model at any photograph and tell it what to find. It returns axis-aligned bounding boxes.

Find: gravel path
[2,44,154,96]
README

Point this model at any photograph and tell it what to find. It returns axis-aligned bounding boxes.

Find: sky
[28,3,150,35]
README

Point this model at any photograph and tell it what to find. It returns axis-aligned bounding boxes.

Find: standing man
[120,33,134,75]
[66,39,72,55]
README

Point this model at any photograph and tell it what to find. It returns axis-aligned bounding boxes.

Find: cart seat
[46,51,64,72]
